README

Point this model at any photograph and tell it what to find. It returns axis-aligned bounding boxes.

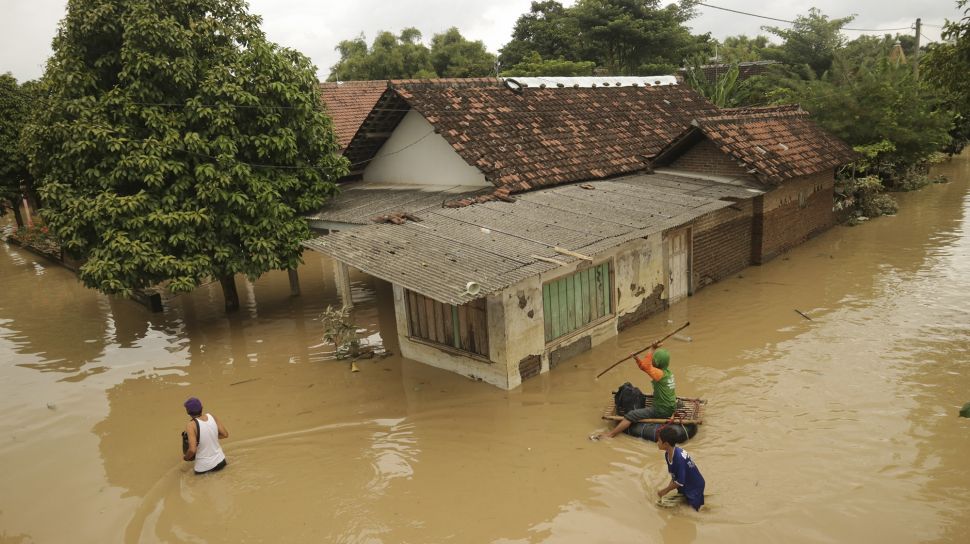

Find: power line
[695,2,914,32]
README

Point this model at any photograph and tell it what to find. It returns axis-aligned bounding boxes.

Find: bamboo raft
[602,395,708,425]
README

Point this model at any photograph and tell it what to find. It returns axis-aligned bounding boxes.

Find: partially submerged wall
[497,236,668,385]
[392,285,513,388]
[754,171,835,263]
[692,200,754,292]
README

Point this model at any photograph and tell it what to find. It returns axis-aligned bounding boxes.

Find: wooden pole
[595,321,690,379]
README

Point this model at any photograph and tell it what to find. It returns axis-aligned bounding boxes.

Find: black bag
[613,382,646,415]
[181,418,201,454]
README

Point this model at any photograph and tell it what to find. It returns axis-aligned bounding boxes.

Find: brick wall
[753,171,835,263]
[668,138,752,178]
[691,200,754,292]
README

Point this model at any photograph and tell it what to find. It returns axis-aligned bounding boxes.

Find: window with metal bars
[542,261,613,343]
[404,290,489,357]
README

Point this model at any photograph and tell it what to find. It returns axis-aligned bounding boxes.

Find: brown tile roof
[319,81,389,149]
[657,107,856,185]
[389,83,718,191]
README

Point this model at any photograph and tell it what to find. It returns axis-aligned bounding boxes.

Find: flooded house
[304,79,853,389]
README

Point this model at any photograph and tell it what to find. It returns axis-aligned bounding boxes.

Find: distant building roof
[343,81,718,192]
[678,60,780,83]
[503,76,678,88]
[654,106,856,185]
[303,172,760,305]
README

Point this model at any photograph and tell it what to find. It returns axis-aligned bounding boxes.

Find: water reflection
[0,242,110,373]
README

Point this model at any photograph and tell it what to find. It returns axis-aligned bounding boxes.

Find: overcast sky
[0,0,963,82]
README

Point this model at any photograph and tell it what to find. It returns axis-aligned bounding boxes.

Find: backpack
[613,382,646,414]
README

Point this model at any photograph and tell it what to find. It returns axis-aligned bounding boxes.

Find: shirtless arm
[183,420,198,461]
[213,415,229,439]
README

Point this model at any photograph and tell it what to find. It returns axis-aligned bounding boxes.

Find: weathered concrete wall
[363,110,490,186]
[691,199,754,292]
[754,171,835,263]
[504,236,668,384]
[496,276,546,388]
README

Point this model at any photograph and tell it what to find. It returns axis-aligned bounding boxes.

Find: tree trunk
[11,202,24,228]
[288,267,301,297]
[219,275,240,313]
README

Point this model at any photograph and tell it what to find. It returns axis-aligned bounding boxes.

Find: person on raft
[596,346,675,440]
[656,426,705,510]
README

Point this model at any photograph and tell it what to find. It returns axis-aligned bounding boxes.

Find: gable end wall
[753,170,835,263]
[668,138,751,178]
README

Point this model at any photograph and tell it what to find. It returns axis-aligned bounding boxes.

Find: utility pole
[914,17,922,79]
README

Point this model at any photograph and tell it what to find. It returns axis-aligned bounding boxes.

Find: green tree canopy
[499,52,596,77]
[762,8,855,77]
[500,0,709,75]
[327,27,495,81]
[498,1,583,68]
[429,27,497,77]
[713,35,775,63]
[23,0,347,312]
[778,57,952,180]
[0,73,35,225]
[923,0,970,153]
[328,28,436,81]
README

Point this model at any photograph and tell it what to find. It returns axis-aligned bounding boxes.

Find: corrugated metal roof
[307,182,489,225]
[302,173,761,305]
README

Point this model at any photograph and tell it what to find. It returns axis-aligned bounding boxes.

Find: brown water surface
[2,155,970,543]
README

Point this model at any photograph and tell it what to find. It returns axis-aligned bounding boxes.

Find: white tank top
[194,414,226,473]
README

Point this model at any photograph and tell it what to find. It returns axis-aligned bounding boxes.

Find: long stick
[595,321,690,379]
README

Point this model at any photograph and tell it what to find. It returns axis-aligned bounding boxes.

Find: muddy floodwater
[3,157,970,544]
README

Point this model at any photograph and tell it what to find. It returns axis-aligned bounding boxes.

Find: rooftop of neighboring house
[340,79,719,192]
[319,78,501,150]
[654,105,856,185]
[502,75,678,88]
[318,80,388,150]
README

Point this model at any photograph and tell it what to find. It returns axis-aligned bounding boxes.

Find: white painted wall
[363,110,490,186]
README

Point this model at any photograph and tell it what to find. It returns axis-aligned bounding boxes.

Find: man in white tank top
[182,397,229,474]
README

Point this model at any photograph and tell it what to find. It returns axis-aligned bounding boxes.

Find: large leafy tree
[0,73,34,227]
[762,8,855,77]
[775,57,952,183]
[327,27,495,81]
[429,28,497,77]
[23,0,347,312]
[498,1,583,68]
[500,0,709,75]
[923,0,970,153]
[328,28,436,81]
[499,52,596,77]
[713,35,774,63]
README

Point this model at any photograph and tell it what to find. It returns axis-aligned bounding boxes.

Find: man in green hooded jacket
[595,347,676,440]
